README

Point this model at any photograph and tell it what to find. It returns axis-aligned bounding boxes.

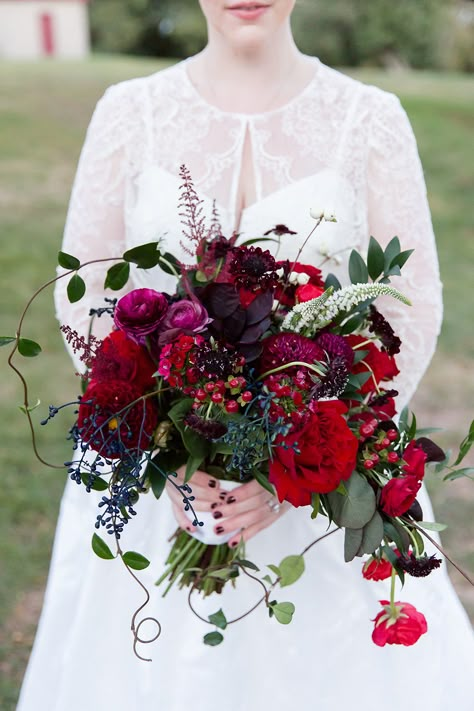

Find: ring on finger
[266,498,281,514]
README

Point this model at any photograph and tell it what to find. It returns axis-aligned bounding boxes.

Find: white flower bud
[318,241,329,257]
[324,209,337,222]
[296,272,310,285]
[275,267,285,278]
[289,272,299,285]
[310,206,325,220]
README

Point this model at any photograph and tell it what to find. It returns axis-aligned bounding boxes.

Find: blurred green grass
[0,57,473,709]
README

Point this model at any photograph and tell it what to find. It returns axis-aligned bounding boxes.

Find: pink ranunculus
[114,288,168,344]
[158,297,212,344]
[372,600,427,647]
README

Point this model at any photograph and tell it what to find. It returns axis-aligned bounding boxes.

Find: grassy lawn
[0,56,473,709]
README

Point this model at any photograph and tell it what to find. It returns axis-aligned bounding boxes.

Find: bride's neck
[188,24,314,113]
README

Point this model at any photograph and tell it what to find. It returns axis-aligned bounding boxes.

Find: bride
[17,1,474,709]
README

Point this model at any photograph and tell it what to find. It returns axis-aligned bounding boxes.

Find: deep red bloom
[77,380,159,458]
[90,330,156,391]
[260,333,324,375]
[362,555,394,581]
[372,600,428,647]
[347,335,399,394]
[379,476,421,517]
[295,283,325,303]
[275,261,325,307]
[269,401,358,506]
[402,441,427,481]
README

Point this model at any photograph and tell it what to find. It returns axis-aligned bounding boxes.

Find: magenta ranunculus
[158,298,212,344]
[114,288,168,343]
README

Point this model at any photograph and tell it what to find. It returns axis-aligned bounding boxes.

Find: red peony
[269,401,358,506]
[372,600,428,647]
[275,261,325,307]
[77,380,159,458]
[347,335,399,394]
[379,476,421,517]
[90,330,157,392]
[402,441,427,481]
[362,555,395,581]
[295,283,325,303]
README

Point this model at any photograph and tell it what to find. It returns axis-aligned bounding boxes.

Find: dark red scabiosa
[372,601,428,647]
[77,380,159,458]
[402,441,427,481]
[263,224,297,237]
[114,288,169,344]
[260,333,324,375]
[274,261,325,308]
[229,246,279,293]
[379,476,421,517]
[269,401,358,507]
[347,335,399,395]
[396,553,442,578]
[89,330,157,392]
[367,305,401,356]
[194,341,245,380]
[184,412,227,440]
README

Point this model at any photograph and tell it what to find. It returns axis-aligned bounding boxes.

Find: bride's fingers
[217,491,267,518]
[221,478,273,504]
[227,513,278,547]
[171,502,195,533]
[172,467,221,492]
[167,486,222,513]
[212,500,279,537]
[166,478,222,506]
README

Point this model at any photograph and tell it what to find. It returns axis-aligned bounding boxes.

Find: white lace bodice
[55,57,442,408]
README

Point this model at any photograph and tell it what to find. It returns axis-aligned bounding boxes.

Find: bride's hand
[167,467,290,546]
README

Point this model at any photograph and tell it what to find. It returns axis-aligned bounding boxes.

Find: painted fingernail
[229,540,238,548]
[216,526,225,534]
[210,502,219,510]
[208,479,217,488]
[213,511,223,519]
[226,496,236,504]
[219,492,227,500]
[186,526,192,533]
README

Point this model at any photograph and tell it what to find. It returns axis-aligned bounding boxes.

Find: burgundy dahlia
[260,333,324,375]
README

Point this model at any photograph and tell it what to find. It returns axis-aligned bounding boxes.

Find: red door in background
[40,13,55,57]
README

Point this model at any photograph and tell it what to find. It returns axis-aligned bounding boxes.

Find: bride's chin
[222,26,273,54]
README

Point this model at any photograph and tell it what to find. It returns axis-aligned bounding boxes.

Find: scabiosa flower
[397,553,442,578]
[230,246,278,292]
[260,333,324,375]
[184,412,227,440]
[194,341,245,380]
[368,305,401,356]
[263,224,297,236]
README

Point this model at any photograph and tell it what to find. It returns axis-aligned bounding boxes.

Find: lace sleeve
[53,85,132,373]
[367,91,443,409]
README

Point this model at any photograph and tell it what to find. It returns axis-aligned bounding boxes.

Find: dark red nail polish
[211,502,219,510]
[186,526,192,533]
[208,479,217,488]
[213,510,223,519]
[229,540,238,548]
[219,492,227,500]
[226,496,236,504]
[216,526,224,534]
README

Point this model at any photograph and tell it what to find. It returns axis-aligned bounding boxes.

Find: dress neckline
[180,55,321,120]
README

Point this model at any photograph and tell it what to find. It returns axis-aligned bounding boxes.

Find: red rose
[275,261,325,307]
[295,283,325,303]
[372,600,428,647]
[402,441,427,481]
[347,336,399,394]
[379,476,421,517]
[269,401,358,507]
[78,380,159,458]
[362,555,394,581]
[90,330,157,392]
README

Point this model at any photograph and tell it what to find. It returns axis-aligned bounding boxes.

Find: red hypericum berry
[280,385,292,397]
[360,424,375,438]
[364,459,375,470]
[370,418,378,428]
[205,382,215,393]
[387,429,398,441]
[387,451,399,463]
[228,378,239,389]
[371,453,380,464]
[215,380,225,392]
[381,438,391,448]
[225,400,239,413]
[211,392,223,404]
[374,442,384,451]
[237,377,246,387]
[241,391,253,402]
[195,389,207,402]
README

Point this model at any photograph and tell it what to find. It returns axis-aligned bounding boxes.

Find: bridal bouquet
[4,167,473,657]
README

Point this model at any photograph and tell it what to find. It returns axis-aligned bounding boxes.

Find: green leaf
[122,551,151,570]
[340,313,366,335]
[311,492,320,520]
[123,242,161,269]
[443,467,474,482]
[158,252,181,276]
[267,564,281,577]
[352,349,369,365]
[411,528,425,556]
[358,510,384,556]
[278,555,305,588]
[344,527,363,562]
[203,631,224,646]
[383,520,410,552]
[389,249,414,271]
[324,273,342,290]
[19,398,41,415]
[80,472,108,491]
[17,338,42,357]
[453,420,474,466]
[104,262,130,290]
[348,250,369,284]
[0,336,16,347]
[58,251,80,270]
[208,609,227,630]
[253,469,276,496]
[262,574,273,585]
[326,471,376,529]
[237,559,260,572]
[367,236,385,280]
[207,568,233,580]
[271,602,295,625]
[67,273,86,303]
[417,521,448,533]
[383,236,401,272]
[91,533,115,560]
[184,453,206,483]
[240,237,279,246]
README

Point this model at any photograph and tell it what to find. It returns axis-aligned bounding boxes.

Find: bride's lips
[226,3,270,21]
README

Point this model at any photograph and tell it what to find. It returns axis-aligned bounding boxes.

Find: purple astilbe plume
[60,325,101,367]
[178,165,207,257]
[184,412,227,439]
[397,553,442,578]
[368,306,401,356]
[230,246,279,292]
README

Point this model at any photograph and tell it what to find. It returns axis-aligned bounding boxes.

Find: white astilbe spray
[282,283,411,336]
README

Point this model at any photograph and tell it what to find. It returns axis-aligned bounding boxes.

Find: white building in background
[0,0,90,59]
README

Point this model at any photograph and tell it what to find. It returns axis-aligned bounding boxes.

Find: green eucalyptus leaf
[67,273,86,303]
[417,521,448,533]
[0,336,16,347]
[367,236,385,280]
[122,551,151,570]
[358,510,384,556]
[344,527,363,562]
[208,609,227,630]
[348,250,369,285]
[104,262,130,290]
[91,533,115,560]
[58,251,80,270]
[271,602,295,625]
[123,242,161,269]
[17,338,42,357]
[203,631,224,646]
[278,555,305,588]
[326,471,376,529]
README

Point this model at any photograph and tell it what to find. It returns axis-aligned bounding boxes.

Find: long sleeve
[366,91,443,409]
[54,85,131,372]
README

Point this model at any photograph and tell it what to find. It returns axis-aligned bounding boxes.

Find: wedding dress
[17,57,474,711]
